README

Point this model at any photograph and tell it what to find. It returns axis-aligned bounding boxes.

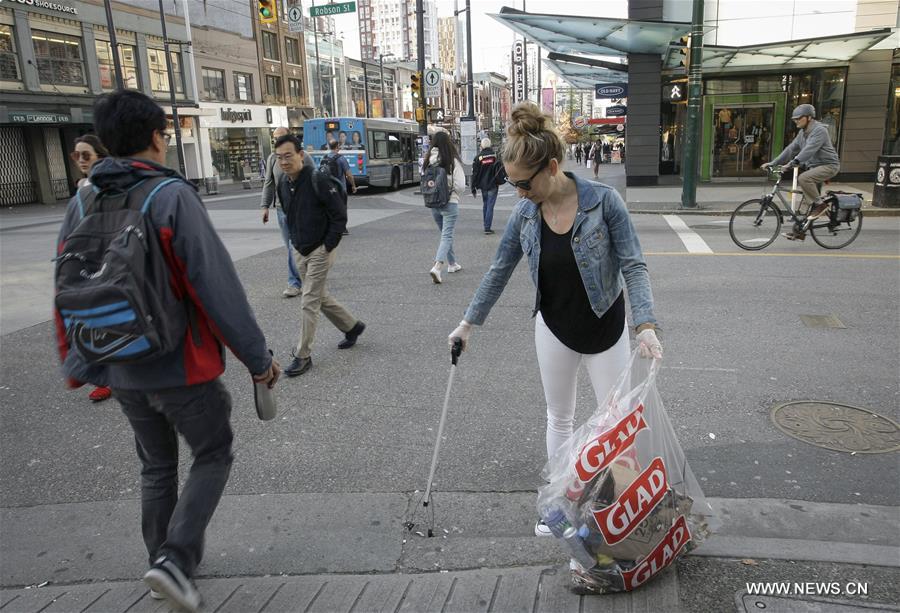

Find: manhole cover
[771,401,900,454]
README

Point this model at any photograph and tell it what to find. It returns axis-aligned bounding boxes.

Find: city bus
[302,117,421,190]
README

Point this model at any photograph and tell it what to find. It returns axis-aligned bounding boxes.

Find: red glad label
[621,515,691,591]
[575,404,647,483]
[592,456,668,545]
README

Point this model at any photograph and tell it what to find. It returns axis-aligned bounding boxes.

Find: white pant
[534,312,631,459]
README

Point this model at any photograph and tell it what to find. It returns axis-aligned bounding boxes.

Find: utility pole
[103,0,124,89]
[157,0,185,176]
[536,46,541,105]
[680,0,704,209]
[521,0,527,105]
[379,53,386,116]
[464,0,474,120]
[311,1,324,117]
[363,61,370,117]
[415,0,426,135]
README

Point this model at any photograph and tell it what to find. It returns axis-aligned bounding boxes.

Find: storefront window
[147,48,184,96]
[201,67,226,101]
[0,25,19,81]
[95,41,139,90]
[884,64,900,155]
[704,75,783,95]
[712,104,775,178]
[32,31,84,86]
[818,68,845,148]
[234,72,253,101]
[208,127,267,182]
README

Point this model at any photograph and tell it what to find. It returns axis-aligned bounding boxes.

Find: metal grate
[43,127,71,199]
[799,314,846,329]
[0,127,36,204]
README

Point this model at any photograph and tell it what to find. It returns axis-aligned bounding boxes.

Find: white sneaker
[282,286,301,298]
[429,264,442,284]
[534,519,554,537]
[143,557,201,613]
[447,263,462,273]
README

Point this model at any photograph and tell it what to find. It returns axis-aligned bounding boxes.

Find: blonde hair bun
[509,102,553,137]
[502,102,565,169]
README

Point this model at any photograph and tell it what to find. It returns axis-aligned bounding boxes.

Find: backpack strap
[140,178,181,214]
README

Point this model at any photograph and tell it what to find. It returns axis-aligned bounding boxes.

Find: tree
[556,109,580,144]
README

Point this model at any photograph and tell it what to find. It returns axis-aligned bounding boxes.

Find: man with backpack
[321,139,357,194]
[53,90,280,613]
[470,137,505,235]
[275,134,365,377]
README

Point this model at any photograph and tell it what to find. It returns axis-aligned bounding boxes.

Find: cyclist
[762,104,840,240]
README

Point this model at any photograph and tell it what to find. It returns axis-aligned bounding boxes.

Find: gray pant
[114,379,233,576]
[798,164,840,207]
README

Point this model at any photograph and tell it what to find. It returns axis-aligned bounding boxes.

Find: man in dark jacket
[275,134,365,376]
[470,138,504,234]
[54,91,280,613]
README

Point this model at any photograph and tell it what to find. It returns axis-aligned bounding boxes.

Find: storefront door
[702,93,786,181]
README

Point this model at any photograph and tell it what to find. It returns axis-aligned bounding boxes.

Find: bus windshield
[303,118,367,152]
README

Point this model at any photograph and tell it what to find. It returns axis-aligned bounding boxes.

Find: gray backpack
[421,164,450,208]
[54,177,188,364]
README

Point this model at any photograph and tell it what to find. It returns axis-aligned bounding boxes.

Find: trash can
[204,177,219,195]
[872,155,900,208]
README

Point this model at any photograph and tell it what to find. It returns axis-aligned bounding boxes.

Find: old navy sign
[607,105,627,117]
[595,83,627,99]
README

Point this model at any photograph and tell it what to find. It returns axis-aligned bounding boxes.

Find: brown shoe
[808,202,829,219]
[782,231,806,241]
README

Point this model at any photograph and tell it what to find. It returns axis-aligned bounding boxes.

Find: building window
[32,30,84,85]
[265,74,282,98]
[285,37,301,65]
[95,41,139,90]
[234,72,253,101]
[288,77,302,101]
[202,67,226,101]
[262,31,279,61]
[147,48,184,95]
[0,25,19,81]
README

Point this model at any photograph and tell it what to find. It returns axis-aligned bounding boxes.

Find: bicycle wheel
[729,198,781,250]
[810,209,863,249]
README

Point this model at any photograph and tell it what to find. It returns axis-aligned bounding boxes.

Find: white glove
[448,320,473,351]
[636,328,663,360]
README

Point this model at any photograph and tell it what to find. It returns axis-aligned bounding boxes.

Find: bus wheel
[391,168,400,191]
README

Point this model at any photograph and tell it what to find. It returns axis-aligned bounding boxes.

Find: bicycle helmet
[791,104,816,120]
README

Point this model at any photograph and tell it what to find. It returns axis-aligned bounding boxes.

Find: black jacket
[279,165,347,256]
[471,148,504,193]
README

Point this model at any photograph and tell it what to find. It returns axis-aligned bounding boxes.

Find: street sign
[310,1,356,17]
[595,83,627,99]
[572,115,587,129]
[424,68,440,99]
[287,5,303,31]
[429,108,445,122]
[606,105,627,117]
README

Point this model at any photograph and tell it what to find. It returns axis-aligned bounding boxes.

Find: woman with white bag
[447,103,662,536]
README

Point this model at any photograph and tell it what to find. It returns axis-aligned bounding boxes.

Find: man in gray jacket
[261,127,302,296]
[763,104,841,240]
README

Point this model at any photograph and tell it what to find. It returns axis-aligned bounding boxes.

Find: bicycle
[729,165,863,250]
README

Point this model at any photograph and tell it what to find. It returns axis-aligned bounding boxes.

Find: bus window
[388,133,403,158]
[371,131,389,158]
[402,135,414,162]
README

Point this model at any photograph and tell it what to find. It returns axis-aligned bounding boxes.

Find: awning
[662,29,896,72]
[490,7,691,57]
[543,52,627,89]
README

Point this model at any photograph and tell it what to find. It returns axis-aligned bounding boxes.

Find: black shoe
[338,321,366,349]
[484,229,494,235]
[143,556,201,613]
[284,355,312,376]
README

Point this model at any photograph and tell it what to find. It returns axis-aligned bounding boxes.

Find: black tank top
[538,216,625,354]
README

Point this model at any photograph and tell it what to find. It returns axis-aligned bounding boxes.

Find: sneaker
[282,286,301,298]
[534,519,554,537]
[338,321,366,349]
[429,264,442,284]
[284,355,312,377]
[484,229,494,235]
[143,556,201,613]
[149,589,165,600]
[447,263,462,273]
[88,386,111,402]
[783,231,806,241]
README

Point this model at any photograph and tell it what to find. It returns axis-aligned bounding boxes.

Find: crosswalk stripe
[663,214,714,254]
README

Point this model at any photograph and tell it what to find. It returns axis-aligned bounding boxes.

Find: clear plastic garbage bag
[536,348,717,594]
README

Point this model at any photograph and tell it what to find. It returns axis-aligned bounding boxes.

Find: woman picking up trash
[447,102,663,536]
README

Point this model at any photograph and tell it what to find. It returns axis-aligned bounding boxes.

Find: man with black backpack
[53,90,280,613]
[275,134,365,377]
[470,137,505,235]
[321,139,357,194]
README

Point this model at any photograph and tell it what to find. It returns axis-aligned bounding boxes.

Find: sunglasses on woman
[505,159,549,191]
[70,150,97,162]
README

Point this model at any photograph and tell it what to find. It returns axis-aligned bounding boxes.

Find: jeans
[431,202,458,265]
[276,207,301,289]
[114,379,234,576]
[292,245,358,358]
[481,188,498,231]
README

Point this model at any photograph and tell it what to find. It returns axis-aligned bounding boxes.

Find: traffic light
[410,72,421,99]
[415,107,425,122]
[258,0,277,24]
[678,35,690,68]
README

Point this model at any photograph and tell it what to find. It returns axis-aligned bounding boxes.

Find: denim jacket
[463,173,657,329]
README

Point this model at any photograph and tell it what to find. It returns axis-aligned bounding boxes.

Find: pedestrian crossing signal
[411,72,421,99]
[258,0,277,24]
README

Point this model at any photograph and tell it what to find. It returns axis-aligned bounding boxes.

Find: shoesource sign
[0,0,77,14]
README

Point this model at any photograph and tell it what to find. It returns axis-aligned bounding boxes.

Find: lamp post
[102,0,124,89]
[156,0,185,176]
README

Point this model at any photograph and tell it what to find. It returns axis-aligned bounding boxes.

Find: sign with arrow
[424,69,440,99]
[287,5,303,32]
